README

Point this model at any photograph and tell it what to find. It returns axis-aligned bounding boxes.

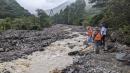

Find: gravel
[62,39,130,73]
[62,52,130,73]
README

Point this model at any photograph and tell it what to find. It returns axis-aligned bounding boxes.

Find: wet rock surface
[62,52,130,73]
[62,38,130,73]
[0,24,85,62]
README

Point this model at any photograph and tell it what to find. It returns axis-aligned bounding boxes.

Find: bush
[30,25,41,30]
[89,14,104,26]
[0,15,52,31]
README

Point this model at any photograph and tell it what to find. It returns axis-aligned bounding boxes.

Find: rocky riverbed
[62,53,130,73]
[0,24,129,73]
[0,24,85,62]
[61,34,130,73]
[0,24,86,73]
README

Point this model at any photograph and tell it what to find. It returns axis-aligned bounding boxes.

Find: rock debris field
[0,24,84,62]
[0,24,129,73]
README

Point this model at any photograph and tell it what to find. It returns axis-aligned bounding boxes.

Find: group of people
[85,23,108,54]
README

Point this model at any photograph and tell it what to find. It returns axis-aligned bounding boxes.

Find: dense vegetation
[52,0,130,45]
[52,0,86,25]
[88,0,130,45]
[0,0,52,31]
[0,9,51,30]
[0,0,30,18]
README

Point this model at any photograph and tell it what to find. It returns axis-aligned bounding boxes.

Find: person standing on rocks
[93,27,102,54]
[100,22,108,50]
[86,26,93,46]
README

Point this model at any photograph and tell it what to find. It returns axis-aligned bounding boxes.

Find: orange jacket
[94,33,102,41]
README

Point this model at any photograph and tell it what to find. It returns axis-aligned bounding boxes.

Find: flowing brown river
[0,31,86,73]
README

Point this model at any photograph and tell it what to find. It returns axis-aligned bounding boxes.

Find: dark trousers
[94,41,101,54]
[101,35,106,47]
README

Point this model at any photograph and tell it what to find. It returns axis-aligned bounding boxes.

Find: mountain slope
[0,0,30,18]
[45,0,92,16]
[45,1,74,15]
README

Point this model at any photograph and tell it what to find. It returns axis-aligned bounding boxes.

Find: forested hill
[0,0,30,18]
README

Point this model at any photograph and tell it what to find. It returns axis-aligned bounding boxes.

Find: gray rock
[0,48,4,52]
[116,53,126,61]
[62,52,130,73]
[68,43,75,49]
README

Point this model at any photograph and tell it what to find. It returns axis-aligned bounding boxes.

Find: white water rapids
[0,30,86,73]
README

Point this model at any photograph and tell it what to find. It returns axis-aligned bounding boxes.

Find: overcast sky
[16,0,75,14]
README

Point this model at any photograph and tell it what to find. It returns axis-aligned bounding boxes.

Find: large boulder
[116,53,130,65]
[110,31,130,46]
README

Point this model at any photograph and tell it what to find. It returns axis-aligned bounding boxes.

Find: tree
[89,0,130,45]
[89,0,109,8]
[0,17,12,30]
[52,0,86,25]
[36,9,52,27]
[102,0,130,29]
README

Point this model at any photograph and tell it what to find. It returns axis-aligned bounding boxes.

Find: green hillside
[0,0,30,18]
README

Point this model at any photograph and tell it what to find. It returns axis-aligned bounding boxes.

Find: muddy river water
[0,31,86,73]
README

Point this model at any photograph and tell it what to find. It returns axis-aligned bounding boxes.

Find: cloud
[16,0,73,14]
